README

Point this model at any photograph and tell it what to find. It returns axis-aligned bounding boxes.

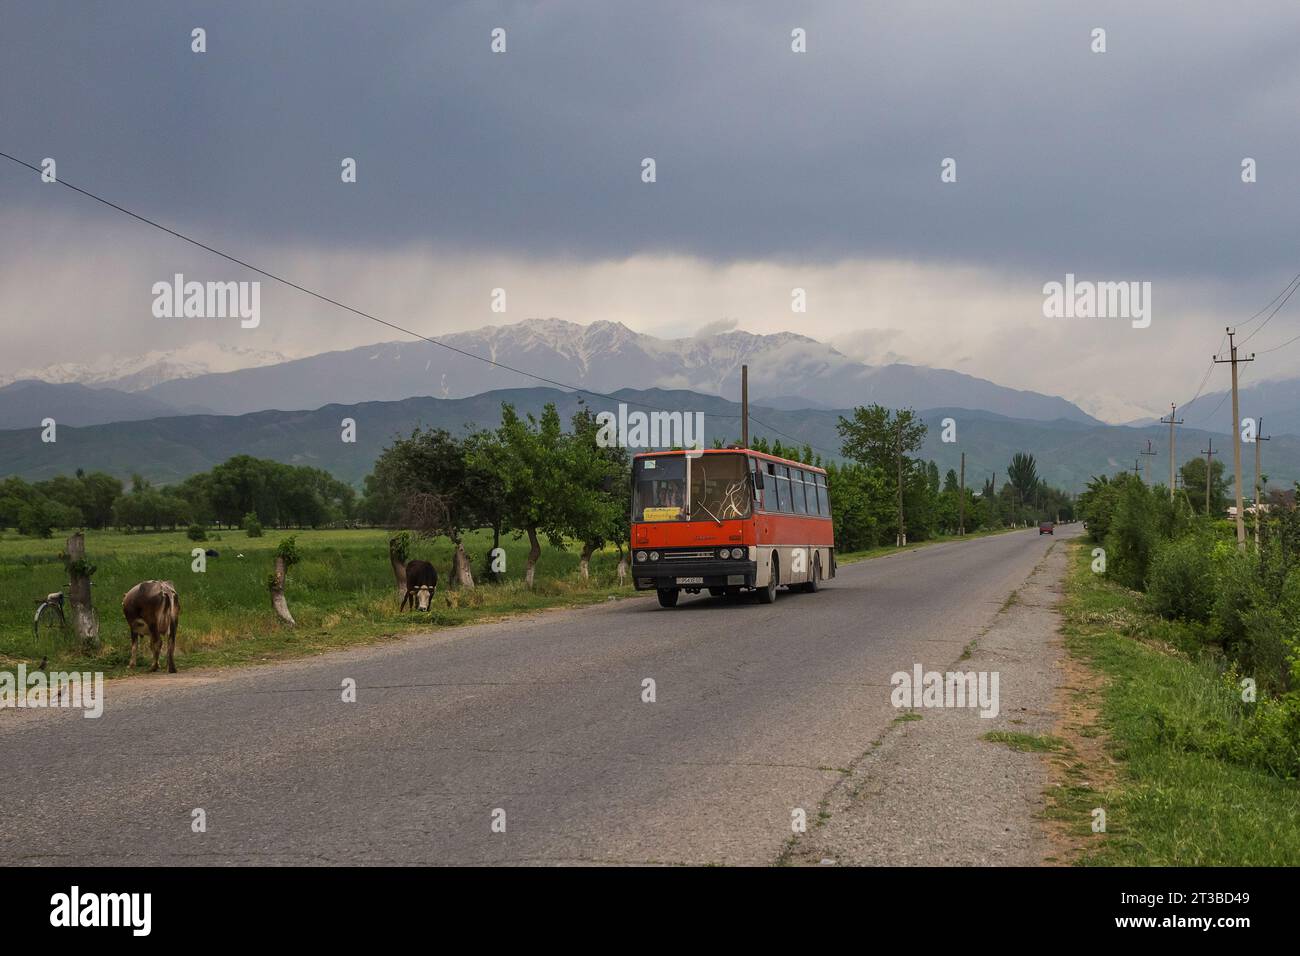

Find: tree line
[0,458,357,537]
[3,401,1074,570]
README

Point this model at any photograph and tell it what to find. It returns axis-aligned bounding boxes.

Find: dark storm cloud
[2,0,1298,280]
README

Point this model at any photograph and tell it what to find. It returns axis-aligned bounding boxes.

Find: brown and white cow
[399,560,438,612]
[122,580,179,673]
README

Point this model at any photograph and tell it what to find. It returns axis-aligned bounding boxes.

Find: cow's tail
[160,582,178,628]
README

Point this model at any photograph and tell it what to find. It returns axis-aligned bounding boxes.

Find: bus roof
[632,447,826,475]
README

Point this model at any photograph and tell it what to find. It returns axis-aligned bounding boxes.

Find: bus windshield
[632,453,752,523]
[633,455,687,521]
[688,453,751,522]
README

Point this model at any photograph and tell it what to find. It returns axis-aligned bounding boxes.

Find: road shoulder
[783,540,1070,866]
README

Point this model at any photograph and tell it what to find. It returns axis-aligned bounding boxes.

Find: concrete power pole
[1159,404,1184,501]
[1214,329,1255,550]
[741,364,749,448]
[1254,416,1271,553]
[958,451,966,536]
[1140,439,1157,486]
[1200,438,1216,515]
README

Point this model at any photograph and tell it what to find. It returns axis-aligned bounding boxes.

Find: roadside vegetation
[2,399,1073,675]
[1,527,632,675]
[1056,472,1300,864]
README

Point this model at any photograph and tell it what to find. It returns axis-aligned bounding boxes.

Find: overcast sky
[3,1,1300,421]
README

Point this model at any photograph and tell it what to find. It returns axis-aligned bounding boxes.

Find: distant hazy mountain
[0,342,289,393]
[0,380,199,430]
[1170,376,1300,438]
[2,385,1293,494]
[127,320,1097,426]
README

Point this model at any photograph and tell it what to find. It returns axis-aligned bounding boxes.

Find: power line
[1,149,838,457]
[1237,269,1300,329]
[1239,271,1300,345]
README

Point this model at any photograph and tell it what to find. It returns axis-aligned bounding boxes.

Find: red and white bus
[630,448,835,607]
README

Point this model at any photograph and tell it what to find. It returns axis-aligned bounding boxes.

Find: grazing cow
[399,560,438,611]
[122,580,180,673]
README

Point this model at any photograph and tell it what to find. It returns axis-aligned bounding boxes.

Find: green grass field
[2,523,1024,681]
[0,527,631,675]
[1057,542,1300,865]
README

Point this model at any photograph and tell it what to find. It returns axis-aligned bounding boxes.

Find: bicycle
[32,586,68,641]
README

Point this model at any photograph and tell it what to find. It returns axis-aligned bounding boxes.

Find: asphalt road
[0,526,1079,866]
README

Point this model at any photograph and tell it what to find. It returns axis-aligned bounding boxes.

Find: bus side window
[816,473,829,516]
[776,465,792,513]
[791,469,807,515]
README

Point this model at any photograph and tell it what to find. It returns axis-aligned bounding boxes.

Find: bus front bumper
[632,561,757,591]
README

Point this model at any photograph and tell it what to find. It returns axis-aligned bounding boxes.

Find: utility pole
[1140,439,1157,486]
[1200,438,1216,515]
[958,451,966,535]
[1130,458,1141,477]
[740,364,749,448]
[1254,416,1271,552]
[1214,329,1255,550]
[896,420,905,547]
[1159,403,1184,501]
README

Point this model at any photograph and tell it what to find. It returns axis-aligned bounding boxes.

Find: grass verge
[1051,541,1300,865]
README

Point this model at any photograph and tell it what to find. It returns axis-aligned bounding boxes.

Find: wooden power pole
[896,421,905,546]
[1254,416,1270,552]
[958,451,966,535]
[1214,329,1254,550]
[1159,403,1183,501]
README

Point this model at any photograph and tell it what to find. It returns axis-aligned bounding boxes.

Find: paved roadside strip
[784,540,1069,866]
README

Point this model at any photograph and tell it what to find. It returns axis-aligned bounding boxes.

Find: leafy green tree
[837,405,927,545]
[1179,456,1229,515]
[496,402,566,588]
[562,405,630,580]
[1007,452,1040,509]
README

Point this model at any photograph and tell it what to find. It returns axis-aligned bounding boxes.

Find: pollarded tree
[563,405,631,581]
[367,427,479,587]
[496,402,566,588]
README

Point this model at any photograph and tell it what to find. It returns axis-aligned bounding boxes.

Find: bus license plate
[676,576,704,585]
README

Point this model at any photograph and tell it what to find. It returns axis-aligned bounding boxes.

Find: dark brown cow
[122,580,179,673]
[399,560,438,611]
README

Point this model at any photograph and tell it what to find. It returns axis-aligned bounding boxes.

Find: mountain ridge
[2,385,1294,494]
[122,319,1101,426]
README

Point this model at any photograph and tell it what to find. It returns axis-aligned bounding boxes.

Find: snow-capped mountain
[0,343,290,392]
[128,319,1097,424]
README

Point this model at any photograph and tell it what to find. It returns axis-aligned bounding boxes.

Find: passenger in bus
[656,483,683,512]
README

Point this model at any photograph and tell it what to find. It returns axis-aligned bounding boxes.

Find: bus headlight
[635,551,647,563]
[717,548,729,559]
[649,551,660,561]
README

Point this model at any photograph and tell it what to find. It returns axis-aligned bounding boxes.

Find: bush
[1105,481,1163,590]
[1147,533,1218,623]
[1212,548,1258,661]
[186,524,208,542]
[243,513,264,538]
